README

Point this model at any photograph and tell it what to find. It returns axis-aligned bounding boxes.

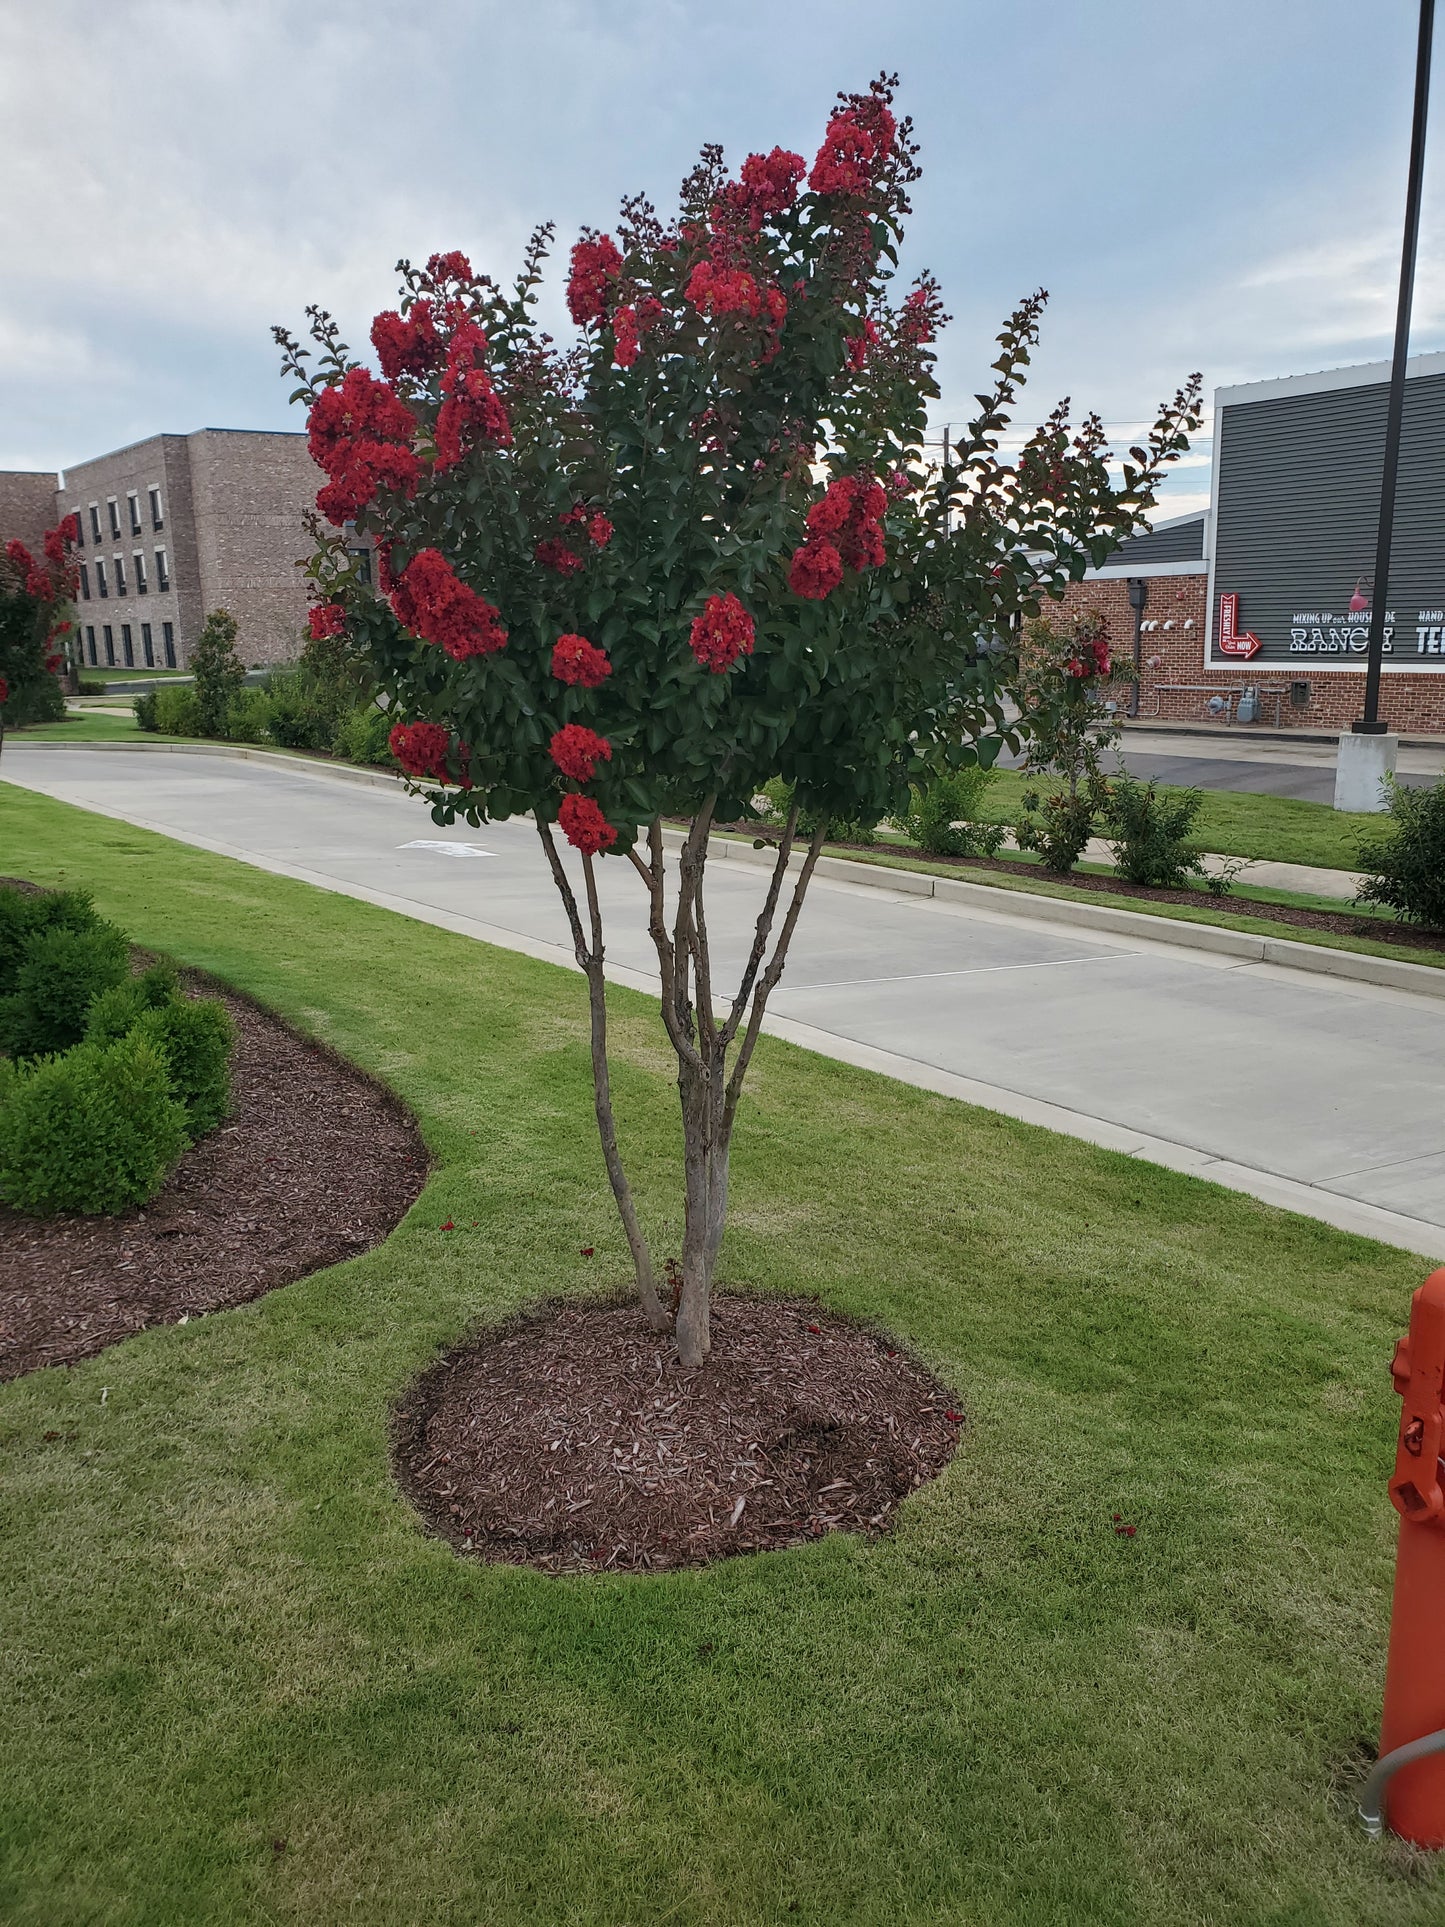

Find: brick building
[3,429,325,672]
[1055,350,1445,735]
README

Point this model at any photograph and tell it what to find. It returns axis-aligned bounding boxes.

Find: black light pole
[1357,0,1435,734]
[1127,577,1148,718]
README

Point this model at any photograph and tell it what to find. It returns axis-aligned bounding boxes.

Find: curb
[12,735,1445,1003]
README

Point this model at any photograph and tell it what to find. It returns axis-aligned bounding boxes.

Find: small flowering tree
[278,78,1200,1367]
[1014,608,1120,873]
[0,518,79,760]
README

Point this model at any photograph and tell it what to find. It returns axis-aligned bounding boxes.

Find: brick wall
[0,470,60,552]
[185,430,318,666]
[60,438,187,670]
[1052,573,1445,736]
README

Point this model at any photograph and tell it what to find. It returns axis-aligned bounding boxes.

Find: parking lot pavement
[4,746,1442,1252]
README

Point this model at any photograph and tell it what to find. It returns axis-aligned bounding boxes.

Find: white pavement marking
[780,952,1144,993]
[399,840,495,858]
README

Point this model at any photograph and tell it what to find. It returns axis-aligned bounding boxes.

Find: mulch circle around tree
[0,949,428,1382]
[393,1295,962,1574]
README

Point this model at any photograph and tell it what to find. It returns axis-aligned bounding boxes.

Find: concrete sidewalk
[4,744,1442,1259]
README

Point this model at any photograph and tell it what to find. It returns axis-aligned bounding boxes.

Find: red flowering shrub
[1,516,77,743]
[552,634,612,688]
[688,592,754,673]
[389,719,454,779]
[390,549,507,660]
[279,73,1199,1364]
[558,793,617,855]
[567,233,623,325]
[549,723,612,781]
[307,601,347,640]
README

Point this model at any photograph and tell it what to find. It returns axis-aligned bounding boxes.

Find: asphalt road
[4,745,1442,1256]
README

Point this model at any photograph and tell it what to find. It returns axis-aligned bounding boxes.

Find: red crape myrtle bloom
[307,601,346,640]
[688,591,755,673]
[549,723,612,782]
[434,319,512,470]
[613,305,640,368]
[389,720,454,780]
[686,260,763,320]
[0,677,7,705]
[808,99,897,196]
[551,633,612,688]
[788,539,843,600]
[43,515,79,564]
[558,793,617,856]
[371,301,445,382]
[390,549,508,660]
[587,514,612,547]
[307,367,421,524]
[535,537,583,576]
[425,250,474,285]
[719,147,806,231]
[567,233,623,325]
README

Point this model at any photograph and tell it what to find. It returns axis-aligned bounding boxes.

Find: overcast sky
[5,0,1443,519]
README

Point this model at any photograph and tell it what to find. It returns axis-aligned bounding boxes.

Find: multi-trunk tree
[278,77,1200,1366]
[0,518,79,759]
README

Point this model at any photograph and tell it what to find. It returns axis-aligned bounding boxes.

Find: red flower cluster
[389,720,454,780]
[0,676,7,706]
[1066,634,1112,679]
[686,259,762,318]
[719,147,806,231]
[613,305,640,368]
[560,503,612,547]
[808,102,894,196]
[4,538,51,600]
[425,251,474,285]
[558,793,617,855]
[390,549,508,660]
[788,540,842,600]
[43,515,79,563]
[308,367,420,524]
[434,319,512,470]
[844,317,879,372]
[790,474,886,596]
[551,633,612,688]
[371,301,445,382]
[688,591,754,673]
[535,538,583,576]
[567,233,623,325]
[549,723,612,781]
[307,601,346,640]
[900,284,938,347]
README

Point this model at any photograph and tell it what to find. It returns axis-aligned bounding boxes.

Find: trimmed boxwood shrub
[0,1030,189,1215]
[85,963,181,1043]
[132,998,233,1135]
[0,886,102,995]
[152,685,203,736]
[0,920,130,1059]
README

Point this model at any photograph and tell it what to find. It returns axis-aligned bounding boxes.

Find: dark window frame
[89,504,102,543]
[148,486,164,530]
[121,623,134,668]
[85,625,97,666]
[102,624,115,667]
[96,558,109,599]
[162,621,176,668]
[141,621,154,667]
[133,550,147,595]
[127,492,142,536]
[155,546,170,592]
[79,561,91,600]
[113,553,127,597]
[107,497,121,539]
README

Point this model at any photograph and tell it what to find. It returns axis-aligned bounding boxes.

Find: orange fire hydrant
[1365,1268,1445,1846]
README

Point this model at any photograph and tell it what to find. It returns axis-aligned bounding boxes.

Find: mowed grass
[0,782,1439,1927]
[9,711,184,744]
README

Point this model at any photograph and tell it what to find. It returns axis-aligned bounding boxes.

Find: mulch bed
[725,830,1445,956]
[0,944,428,1382]
[393,1295,961,1574]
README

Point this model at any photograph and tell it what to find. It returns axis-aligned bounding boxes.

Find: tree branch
[723,820,828,1135]
[719,801,799,1049]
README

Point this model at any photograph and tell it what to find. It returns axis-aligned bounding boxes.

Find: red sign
[1217,592,1262,658]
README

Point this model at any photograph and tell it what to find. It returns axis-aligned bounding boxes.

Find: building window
[348,546,374,586]
[96,558,109,598]
[72,509,84,549]
[127,492,141,536]
[107,497,121,539]
[85,625,97,666]
[162,621,176,668]
[155,547,169,591]
[121,623,135,668]
[141,621,154,667]
[89,504,102,543]
[114,554,127,596]
[148,486,164,530]
[133,550,147,594]
[79,562,91,600]
[102,624,115,667]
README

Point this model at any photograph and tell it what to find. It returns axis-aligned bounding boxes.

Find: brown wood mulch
[0,967,428,1383]
[393,1296,962,1575]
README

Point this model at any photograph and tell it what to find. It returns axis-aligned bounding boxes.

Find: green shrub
[0,920,129,1058]
[1357,775,1445,930]
[332,704,395,766]
[133,688,159,731]
[902,768,1005,857]
[7,673,66,727]
[264,668,342,751]
[759,777,879,845]
[132,997,233,1135]
[191,608,246,738]
[78,677,106,695]
[0,885,102,995]
[153,684,203,737]
[85,963,181,1045]
[1015,785,1100,874]
[1103,776,1207,889]
[226,686,271,744]
[0,1030,188,1215]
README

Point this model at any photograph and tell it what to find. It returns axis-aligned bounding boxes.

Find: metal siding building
[1206,353,1445,675]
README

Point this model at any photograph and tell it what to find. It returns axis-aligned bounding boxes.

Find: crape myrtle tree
[277,77,1201,1367]
[0,517,79,759]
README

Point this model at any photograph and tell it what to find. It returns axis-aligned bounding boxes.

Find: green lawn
[8,712,184,745]
[974,767,1378,871]
[0,784,1439,1926]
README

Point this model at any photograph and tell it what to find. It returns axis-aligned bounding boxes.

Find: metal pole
[1358,0,1435,734]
